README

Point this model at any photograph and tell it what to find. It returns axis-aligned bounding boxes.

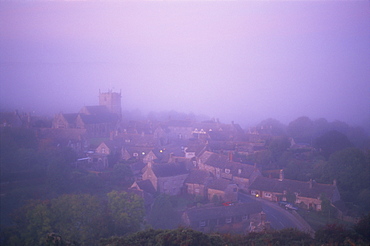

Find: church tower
[99,89,122,117]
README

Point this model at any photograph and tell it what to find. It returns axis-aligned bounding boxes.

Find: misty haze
[1,0,370,245]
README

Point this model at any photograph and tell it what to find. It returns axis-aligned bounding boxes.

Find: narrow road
[238,193,314,236]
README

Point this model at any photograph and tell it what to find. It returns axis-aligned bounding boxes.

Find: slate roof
[129,161,147,173]
[123,146,154,156]
[62,113,79,124]
[207,178,234,191]
[166,120,194,127]
[79,114,118,124]
[100,139,124,151]
[185,143,207,156]
[38,128,86,141]
[249,176,338,200]
[185,202,262,222]
[0,112,23,127]
[135,179,156,194]
[185,170,212,184]
[80,105,110,115]
[208,140,235,151]
[152,162,189,177]
[120,134,156,147]
[200,151,257,179]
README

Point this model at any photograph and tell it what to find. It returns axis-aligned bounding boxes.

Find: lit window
[225,169,230,174]
[133,153,139,157]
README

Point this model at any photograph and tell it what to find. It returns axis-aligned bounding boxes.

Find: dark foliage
[314,130,352,159]
[315,224,357,245]
[354,213,370,241]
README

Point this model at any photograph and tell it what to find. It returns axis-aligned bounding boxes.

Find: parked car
[285,203,298,210]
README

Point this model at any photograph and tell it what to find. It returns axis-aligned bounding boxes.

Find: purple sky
[1,0,369,126]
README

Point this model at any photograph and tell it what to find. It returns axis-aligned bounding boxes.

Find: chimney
[260,211,266,226]
[228,151,233,162]
[309,179,313,189]
[278,169,284,181]
[168,152,174,163]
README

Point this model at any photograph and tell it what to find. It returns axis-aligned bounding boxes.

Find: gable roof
[166,120,194,128]
[98,139,124,151]
[129,161,147,173]
[200,151,258,179]
[79,105,110,115]
[61,113,79,124]
[151,162,189,177]
[134,179,156,194]
[185,202,262,222]
[185,170,212,185]
[207,178,234,191]
[120,133,156,147]
[249,176,338,200]
[78,114,118,124]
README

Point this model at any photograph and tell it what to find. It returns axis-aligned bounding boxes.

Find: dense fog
[1,0,369,128]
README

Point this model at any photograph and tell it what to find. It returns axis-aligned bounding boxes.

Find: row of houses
[122,145,339,213]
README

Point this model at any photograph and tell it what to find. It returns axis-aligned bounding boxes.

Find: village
[2,90,348,235]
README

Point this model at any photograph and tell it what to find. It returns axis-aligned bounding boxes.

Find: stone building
[142,162,189,196]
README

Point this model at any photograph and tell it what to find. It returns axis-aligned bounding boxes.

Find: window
[238,169,242,175]
[225,217,232,224]
[264,193,272,198]
[133,153,139,157]
[199,220,206,227]
[225,168,230,174]
[195,188,200,193]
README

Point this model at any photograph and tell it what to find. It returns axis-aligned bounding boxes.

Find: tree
[315,224,355,245]
[107,190,145,235]
[354,213,370,241]
[155,228,224,246]
[269,228,314,246]
[287,116,313,144]
[100,228,225,246]
[314,130,352,159]
[312,118,329,138]
[326,148,369,203]
[11,200,52,246]
[256,118,287,136]
[109,163,134,187]
[268,136,290,163]
[148,194,179,229]
[49,194,107,245]
[9,194,108,246]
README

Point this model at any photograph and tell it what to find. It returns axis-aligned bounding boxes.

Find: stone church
[52,90,122,137]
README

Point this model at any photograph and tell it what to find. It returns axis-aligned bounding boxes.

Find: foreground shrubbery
[100,226,370,246]
[2,214,369,245]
